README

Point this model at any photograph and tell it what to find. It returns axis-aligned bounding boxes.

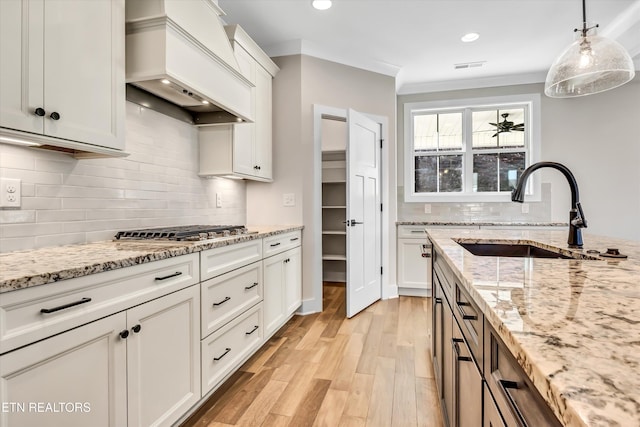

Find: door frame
[312,104,393,314]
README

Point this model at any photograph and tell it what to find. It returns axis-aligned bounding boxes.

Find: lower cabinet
[263,246,302,339]
[483,383,506,427]
[0,285,200,427]
[453,320,482,427]
[0,313,127,427]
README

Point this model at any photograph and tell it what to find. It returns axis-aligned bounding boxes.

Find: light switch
[424,204,431,214]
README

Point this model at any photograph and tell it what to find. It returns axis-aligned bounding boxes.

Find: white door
[346,109,381,317]
[126,285,200,427]
[0,313,127,427]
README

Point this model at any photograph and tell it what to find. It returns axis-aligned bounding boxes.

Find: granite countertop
[426,228,640,427]
[397,220,568,227]
[0,225,303,294]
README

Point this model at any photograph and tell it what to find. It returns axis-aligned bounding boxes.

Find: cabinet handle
[40,297,91,314]
[435,297,442,304]
[119,330,129,339]
[155,271,182,281]
[290,237,299,241]
[457,301,478,321]
[270,242,281,247]
[34,107,45,117]
[132,324,142,333]
[245,325,259,335]
[49,112,60,120]
[213,348,231,361]
[498,379,527,425]
[410,230,425,233]
[452,338,472,362]
[245,282,259,290]
[213,296,231,307]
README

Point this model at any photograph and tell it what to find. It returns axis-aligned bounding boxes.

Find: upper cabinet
[0,0,126,157]
[198,25,279,182]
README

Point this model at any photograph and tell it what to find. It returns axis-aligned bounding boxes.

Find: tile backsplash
[0,103,246,253]
[397,183,553,222]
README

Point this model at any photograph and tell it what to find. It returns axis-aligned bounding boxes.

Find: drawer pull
[270,242,281,247]
[452,338,473,362]
[290,237,299,241]
[245,325,259,335]
[498,379,527,425]
[245,282,259,290]
[457,301,478,321]
[411,230,425,233]
[40,297,91,314]
[213,296,231,307]
[155,271,182,281]
[214,348,231,361]
[435,297,442,304]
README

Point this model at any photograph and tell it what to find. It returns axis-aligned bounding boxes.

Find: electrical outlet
[283,193,295,207]
[216,192,223,208]
[521,203,529,214]
[0,178,21,208]
[424,204,431,214]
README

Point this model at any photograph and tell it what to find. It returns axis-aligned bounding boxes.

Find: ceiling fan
[490,113,524,137]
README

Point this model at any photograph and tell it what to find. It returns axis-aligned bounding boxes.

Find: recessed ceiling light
[161,79,171,84]
[461,33,480,43]
[202,100,209,105]
[312,0,332,10]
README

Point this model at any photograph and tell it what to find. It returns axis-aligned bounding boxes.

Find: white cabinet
[0,313,127,427]
[126,285,201,427]
[0,285,200,427]
[263,246,302,339]
[0,0,125,153]
[397,225,431,296]
[198,25,279,181]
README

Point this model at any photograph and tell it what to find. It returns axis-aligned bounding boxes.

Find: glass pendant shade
[545,32,636,98]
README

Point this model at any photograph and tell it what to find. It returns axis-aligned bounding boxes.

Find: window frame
[403,94,541,203]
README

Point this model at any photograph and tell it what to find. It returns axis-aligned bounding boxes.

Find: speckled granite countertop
[397,221,567,227]
[0,225,303,294]
[426,228,640,427]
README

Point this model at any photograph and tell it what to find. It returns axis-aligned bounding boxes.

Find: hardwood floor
[181,284,444,427]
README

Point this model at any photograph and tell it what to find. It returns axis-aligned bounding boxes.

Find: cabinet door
[42,0,124,149]
[0,313,127,427]
[442,296,454,427]
[126,285,200,427]
[397,238,430,290]
[263,252,286,338]
[0,0,44,135]
[432,284,444,398]
[284,247,302,316]
[453,321,482,427]
[483,384,506,427]
[254,64,273,180]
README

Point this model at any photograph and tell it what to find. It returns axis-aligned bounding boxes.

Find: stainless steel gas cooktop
[114,225,250,241]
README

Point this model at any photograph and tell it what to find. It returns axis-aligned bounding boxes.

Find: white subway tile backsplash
[0,102,246,252]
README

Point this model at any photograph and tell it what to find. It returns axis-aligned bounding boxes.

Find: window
[404,94,540,202]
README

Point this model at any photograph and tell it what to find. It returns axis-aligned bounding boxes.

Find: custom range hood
[125,0,253,125]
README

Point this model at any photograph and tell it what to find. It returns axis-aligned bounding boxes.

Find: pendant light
[544,0,635,98]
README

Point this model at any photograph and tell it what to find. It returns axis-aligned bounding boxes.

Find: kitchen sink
[456,242,591,259]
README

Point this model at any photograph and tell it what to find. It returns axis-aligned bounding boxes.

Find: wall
[397,78,640,241]
[0,102,246,253]
[247,55,397,312]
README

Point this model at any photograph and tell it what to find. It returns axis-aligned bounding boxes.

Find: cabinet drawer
[201,239,262,281]
[0,253,198,355]
[262,230,301,258]
[201,303,263,395]
[397,225,428,238]
[201,261,263,339]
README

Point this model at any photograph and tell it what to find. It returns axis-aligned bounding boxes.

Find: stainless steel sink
[458,242,572,259]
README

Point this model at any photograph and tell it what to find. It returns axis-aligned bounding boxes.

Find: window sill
[404,192,541,203]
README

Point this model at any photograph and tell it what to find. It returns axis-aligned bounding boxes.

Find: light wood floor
[181,284,444,427]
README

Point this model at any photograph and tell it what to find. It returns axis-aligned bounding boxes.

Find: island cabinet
[431,246,562,427]
[0,0,125,153]
[0,254,201,427]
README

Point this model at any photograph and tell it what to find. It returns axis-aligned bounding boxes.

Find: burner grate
[114,225,246,241]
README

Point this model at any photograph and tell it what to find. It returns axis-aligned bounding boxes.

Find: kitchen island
[427,228,640,427]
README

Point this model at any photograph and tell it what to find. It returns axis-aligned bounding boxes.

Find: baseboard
[383,283,399,299]
[398,287,431,297]
[298,297,322,315]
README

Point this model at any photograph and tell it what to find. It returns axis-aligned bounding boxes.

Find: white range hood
[125,0,254,125]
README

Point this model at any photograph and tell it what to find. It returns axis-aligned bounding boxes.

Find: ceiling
[217,0,640,94]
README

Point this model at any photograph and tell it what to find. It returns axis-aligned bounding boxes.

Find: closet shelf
[323,254,347,261]
[322,205,346,209]
[323,230,347,235]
